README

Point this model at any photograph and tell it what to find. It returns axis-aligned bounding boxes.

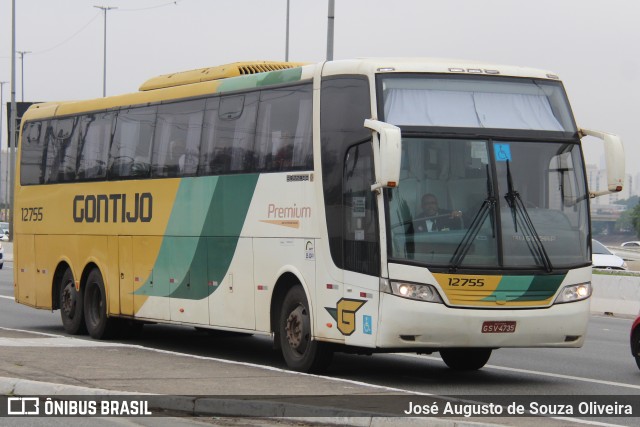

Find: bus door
[341,141,380,348]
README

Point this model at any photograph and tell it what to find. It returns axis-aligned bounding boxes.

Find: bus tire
[279,286,332,373]
[59,268,86,335]
[440,348,492,371]
[83,268,117,339]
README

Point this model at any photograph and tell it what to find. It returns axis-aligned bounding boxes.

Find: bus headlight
[385,280,443,303]
[554,282,591,304]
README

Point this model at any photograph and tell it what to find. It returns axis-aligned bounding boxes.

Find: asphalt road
[1,260,639,426]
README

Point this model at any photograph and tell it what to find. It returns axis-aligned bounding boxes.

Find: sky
[0,0,638,182]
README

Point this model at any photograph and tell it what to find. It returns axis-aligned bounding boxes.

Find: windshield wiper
[449,165,497,271]
[504,160,553,272]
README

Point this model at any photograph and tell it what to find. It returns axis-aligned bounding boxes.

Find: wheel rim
[285,304,309,356]
[61,281,77,319]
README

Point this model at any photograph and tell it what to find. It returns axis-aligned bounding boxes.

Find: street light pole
[327,0,334,61]
[94,5,117,97]
[0,81,6,219]
[17,51,31,102]
[9,0,17,239]
[285,0,290,62]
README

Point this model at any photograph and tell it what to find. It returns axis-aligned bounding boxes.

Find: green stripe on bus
[217,68,303,93]
[481,274,564,302]
[134,174,259,299]
[510,274,565,301]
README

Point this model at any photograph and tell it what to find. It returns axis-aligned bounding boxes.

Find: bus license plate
[482,321,516,333]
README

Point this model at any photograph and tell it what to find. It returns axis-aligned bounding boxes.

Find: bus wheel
[279,286,332,373]
[84,268,116,339]
[59,269,86,335]
[440,348,492,370]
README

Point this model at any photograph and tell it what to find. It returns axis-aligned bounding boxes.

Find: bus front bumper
[377,292,589,349]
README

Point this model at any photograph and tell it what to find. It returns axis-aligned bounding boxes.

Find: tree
[630,204,640,239]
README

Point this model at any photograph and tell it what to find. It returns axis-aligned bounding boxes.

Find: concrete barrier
[591,270,640,318]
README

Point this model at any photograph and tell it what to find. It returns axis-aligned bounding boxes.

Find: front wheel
[84,268,117,339]
[440,348,492,371]
[279,286,332,373]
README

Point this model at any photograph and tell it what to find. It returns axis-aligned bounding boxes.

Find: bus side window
[20,121,47,185]
[152,99,205,178]
[44,118,78,183]
[109,106,157,179]
[198,97,220,176]
[76,112,113,181]
[255,84,313,172]
[213,93,259,174]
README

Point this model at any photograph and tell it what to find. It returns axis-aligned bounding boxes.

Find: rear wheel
[84,268,117,339]
[279,286,332,373]
[440,348,492,371]
[59,268,86,335]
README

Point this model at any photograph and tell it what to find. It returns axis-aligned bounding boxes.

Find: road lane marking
[0,295,15,300]
[0,337,129,347]
[398,353,640,391]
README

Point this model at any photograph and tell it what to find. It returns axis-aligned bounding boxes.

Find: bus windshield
[386,137,590,270]
[380,74,576,132]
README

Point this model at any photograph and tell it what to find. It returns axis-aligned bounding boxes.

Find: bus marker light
[326,284,339,290]
[326,323,333,328]
[169,278,175,283]
[179,308,184,313]
[257,285,268,291]
[360,292,372,299]
[208,281,218,287]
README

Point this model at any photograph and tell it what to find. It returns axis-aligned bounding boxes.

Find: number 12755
[22,207,43,222]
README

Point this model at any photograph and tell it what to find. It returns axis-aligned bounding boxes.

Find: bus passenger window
[77,112,113,181]
[44,118,79,183]
[20,121,47,185]
[109,107,156,179]
[255,84,312,172]
[212,93,258,174]
[198,97,220,176]
[152,100,205,178]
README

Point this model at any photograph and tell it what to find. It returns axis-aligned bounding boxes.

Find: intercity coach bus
[14,58,624,372]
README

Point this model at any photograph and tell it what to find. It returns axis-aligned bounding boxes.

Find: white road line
[398,353,640,391]
[0,295,15,300]
[0,337,128,347]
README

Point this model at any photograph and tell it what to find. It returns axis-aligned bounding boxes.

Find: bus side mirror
[364,119,401,192]
[580,128,625,197]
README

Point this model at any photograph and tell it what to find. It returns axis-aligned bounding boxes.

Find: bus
[14,58,625,372]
